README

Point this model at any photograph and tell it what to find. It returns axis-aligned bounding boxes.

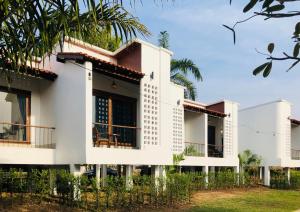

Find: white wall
[185,111,206,145]
[41,50,92,164]
[239,100,291,166]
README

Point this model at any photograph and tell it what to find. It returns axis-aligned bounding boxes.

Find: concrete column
[125,165,133,189]
[151,165,160,179]
[49,168,57,196]
[264,166,270,186]
[70,164,84,200]
[95,164,101,187]
[151,165,166,188]
[101,165,107,187]
[259,167,263,181]
[234,166,240,185]
[203,166,209,187]
[285,167,291,185]
[210,166,215,173]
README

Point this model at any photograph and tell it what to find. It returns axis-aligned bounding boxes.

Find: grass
[188,188,300,212]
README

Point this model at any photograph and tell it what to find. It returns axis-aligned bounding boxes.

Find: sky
[123,0,300,118]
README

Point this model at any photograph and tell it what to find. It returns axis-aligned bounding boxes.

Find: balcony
[208,144,224,158]
[0,122,55,149]
[93,122,139,148]
[184,142,205,157]
[292,149,300,160]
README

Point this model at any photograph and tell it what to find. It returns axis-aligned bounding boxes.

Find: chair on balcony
[93,127,119,147]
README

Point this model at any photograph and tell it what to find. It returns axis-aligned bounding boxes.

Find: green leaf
[293,43,300,57]
[243,0,259,13]
[263,62,272,77]
[262,0,274,8]
[295,22,300,35]
[253,62,269,76]
[287,60,300,72]
[267,43,274,54]
[266,4,285,12]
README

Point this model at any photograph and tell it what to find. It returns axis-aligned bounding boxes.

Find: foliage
[238,149,262,173]
[290,170,300,189]
[184,145,204,157]
[270,169,300,190]
[0,0,150,82]
[158,31,169,49]
[0,168,261,210]
[82,29,122,51]
[158,31,202,100]
[226,0,300,76]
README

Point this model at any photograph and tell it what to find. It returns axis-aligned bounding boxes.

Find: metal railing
[184,142,205,157]
[0,122,55,149]
[208,144,224,158]
[292,149,300,160]
[93,122,139,148]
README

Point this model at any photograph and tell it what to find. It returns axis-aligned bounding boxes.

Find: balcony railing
[93,122,139,148]
[0,122,55,149]
[208,144,224,158]
[292,149,300,160]
[184,142,205,157]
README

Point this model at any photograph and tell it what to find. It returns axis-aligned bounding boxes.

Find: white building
[0,38,239,179]
[179,99,239,173]
[239,100,300,186]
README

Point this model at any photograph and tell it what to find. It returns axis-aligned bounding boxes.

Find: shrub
[290,170,300,189]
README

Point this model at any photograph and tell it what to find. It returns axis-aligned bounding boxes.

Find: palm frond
[171,58,203,81]
[171,73,197,100]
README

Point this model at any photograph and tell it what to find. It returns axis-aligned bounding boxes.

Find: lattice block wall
[143,83,159,146]
[224,119,233,156]
[172,107,184,153]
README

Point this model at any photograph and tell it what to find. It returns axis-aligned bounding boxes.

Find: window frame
[0,86,31,144]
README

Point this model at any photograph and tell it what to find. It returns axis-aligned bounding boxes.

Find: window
[93,90,137,147]
[0,87,30,142]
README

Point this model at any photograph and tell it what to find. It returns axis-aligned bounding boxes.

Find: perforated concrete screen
[143,83,159,146]
[172,107,184,153]
[224,119,233,156]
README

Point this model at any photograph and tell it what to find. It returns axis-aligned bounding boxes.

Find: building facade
[239,100,300,185]
[0,38,239,180]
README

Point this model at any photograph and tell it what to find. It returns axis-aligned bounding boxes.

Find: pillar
[234,166,240,185]
[285,167,291,185]
[70,164,84,200]
[210,166,215,173]
[203,166,209,187]
[101,165,107,187]
[95,164,101,188]
[125,165,133,189]
[49,168,57,195]
[264,166,270,186]
[151,165,166,188]
[259,167,263,181]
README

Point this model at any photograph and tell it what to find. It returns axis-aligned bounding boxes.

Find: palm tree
[0,1,150,81]
[158,31,202,100]
[238,149,262,174]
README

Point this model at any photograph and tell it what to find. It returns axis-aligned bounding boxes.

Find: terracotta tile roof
[56,52,144,83]
[183,101,227,117]
[2,63,57,81]
[291,119,300,126]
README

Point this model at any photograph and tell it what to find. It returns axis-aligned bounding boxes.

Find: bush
[0,168,261,210]
[290,170,300,189]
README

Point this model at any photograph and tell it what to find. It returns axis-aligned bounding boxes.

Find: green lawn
[188,189,300,212]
